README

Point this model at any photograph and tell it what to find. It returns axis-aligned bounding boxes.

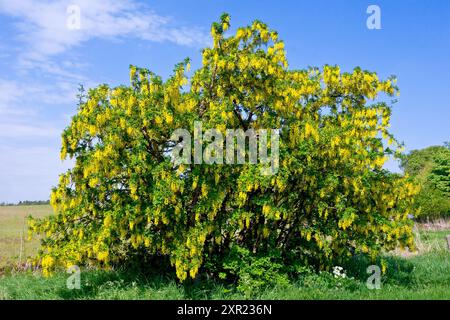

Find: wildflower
[333,266,347,278]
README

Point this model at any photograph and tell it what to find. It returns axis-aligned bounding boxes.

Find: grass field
[0,205,52,268]
[0,205,449,300]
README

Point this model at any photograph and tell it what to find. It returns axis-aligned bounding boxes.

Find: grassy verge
[0,233,448,300]
[0,205,448,300]
[0,250,448,300]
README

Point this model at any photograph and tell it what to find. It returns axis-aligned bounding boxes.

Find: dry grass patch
[390,220,450,257]
[0,205,52,268]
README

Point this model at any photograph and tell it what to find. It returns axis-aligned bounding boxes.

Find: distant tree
[17,200,50,206]
[430,150,450,194]
[0,202,17,206]
[401,144,450,220]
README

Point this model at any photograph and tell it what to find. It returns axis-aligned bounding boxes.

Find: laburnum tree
[29,14,419,280]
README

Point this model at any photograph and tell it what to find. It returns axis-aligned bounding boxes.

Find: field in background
[0,205,449,299]
[0,205,52,268]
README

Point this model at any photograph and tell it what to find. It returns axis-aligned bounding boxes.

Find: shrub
[218,245,290,297]
[29,14,418,284]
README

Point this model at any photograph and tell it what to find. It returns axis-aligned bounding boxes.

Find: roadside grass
[0,205,448,300]
[0,249,448,300]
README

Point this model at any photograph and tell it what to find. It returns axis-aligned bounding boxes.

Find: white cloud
[0,78,77,116]
[0,78,76,146]
[0,0,210,69]
[0,0,210,202]
[0,79,72,202]
[0,145,73,202]
[0,80,25,115]
[0,123,60,139]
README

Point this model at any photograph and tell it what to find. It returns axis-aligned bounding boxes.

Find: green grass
[0,205,448,300]
[0,250,448,300]
[0,230,448,300]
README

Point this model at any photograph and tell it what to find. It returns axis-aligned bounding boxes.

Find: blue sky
[0,0,449,202]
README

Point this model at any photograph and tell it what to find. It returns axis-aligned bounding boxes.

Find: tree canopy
[29,14,419,282]
[401,144,450,220]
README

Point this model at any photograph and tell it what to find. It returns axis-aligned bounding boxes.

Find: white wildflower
[333,266,347,278]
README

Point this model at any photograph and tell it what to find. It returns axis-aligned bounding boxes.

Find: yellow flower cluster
[28,15,417,282]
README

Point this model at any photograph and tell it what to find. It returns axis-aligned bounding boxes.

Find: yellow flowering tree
[29,14,419,281]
